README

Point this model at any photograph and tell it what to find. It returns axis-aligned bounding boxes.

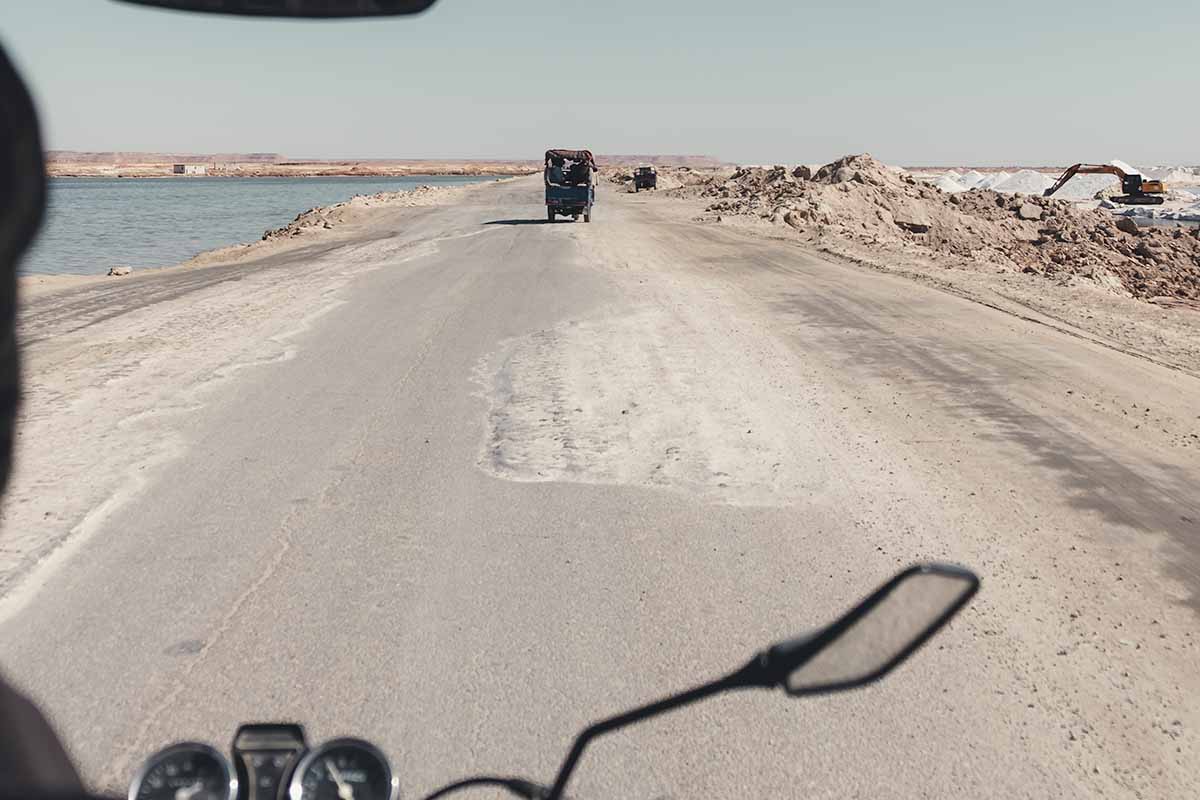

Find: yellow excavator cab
[1142,180,1167,194]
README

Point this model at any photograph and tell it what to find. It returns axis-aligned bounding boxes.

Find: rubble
[678,154,1200,302]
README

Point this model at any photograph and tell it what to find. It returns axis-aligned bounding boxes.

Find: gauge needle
[324,758,355,800]
[174,781,204,800]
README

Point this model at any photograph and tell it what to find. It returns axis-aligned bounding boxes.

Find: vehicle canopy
[545,149,596,187]
[544,149,596,169]
[634,165,656,175]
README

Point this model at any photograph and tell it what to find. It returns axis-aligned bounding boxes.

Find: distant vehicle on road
[633,165,657,191]
[545,149,595,222]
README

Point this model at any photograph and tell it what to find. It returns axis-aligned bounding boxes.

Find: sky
[2,0,1197,166]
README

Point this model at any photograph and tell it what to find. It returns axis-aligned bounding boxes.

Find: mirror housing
[113,0,438,17]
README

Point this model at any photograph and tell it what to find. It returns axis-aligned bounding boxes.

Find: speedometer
[288,738,398,800]
[129,742,237,800]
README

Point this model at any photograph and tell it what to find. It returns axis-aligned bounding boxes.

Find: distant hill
[46,151,283,164]
[45,151,726,167]
[43,151,727,177]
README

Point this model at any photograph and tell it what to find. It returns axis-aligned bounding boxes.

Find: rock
[892,202,932,234]
[792,165,812,180]
[1018,203,1043,221]
[783,210,806,229]
[1115,217,1140,235]
[107,266,132,276]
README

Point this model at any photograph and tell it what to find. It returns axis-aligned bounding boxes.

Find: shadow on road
[484,219,576,226]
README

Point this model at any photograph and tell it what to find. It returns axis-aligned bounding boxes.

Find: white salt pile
[934,174,967,193]
[992,169,1055,195]
[931,170,1014,191]
[1143,166,1200,185]
[958,170,988,189]
[1110,159,1139,176]
[929,163,1200,200]
[1049,173,1117,200]
[977,171,1011,190]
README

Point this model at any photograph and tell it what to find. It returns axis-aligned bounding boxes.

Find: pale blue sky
[3,0,1196,165]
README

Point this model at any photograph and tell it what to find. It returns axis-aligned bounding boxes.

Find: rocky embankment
[261,183,471,241]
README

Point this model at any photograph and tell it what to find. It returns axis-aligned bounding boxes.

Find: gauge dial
[129,742,237,800]
[288,738,398,800]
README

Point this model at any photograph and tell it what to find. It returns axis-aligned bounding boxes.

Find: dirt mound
[602,167,633,185]
[691,154,1200,301]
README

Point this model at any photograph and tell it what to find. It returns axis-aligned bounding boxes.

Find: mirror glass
[786,570,974,693]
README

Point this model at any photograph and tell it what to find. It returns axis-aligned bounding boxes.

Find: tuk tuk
[545,149,596,222]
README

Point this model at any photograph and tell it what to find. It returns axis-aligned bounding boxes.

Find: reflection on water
[22,175,494,276]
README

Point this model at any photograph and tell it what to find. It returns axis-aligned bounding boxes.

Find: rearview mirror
[114,0,438,17]
[768,564,978,695]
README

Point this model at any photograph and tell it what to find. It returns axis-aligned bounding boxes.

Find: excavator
[1043,163,1166,205]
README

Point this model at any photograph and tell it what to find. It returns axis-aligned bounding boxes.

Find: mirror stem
[544,658,770,800]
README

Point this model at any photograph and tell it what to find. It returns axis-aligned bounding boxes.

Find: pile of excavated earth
[675,155,1200,302]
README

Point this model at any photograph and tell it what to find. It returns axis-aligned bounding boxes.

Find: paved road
[1,178,1197,798]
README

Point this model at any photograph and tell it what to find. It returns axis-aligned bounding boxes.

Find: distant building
[172,164,207,176]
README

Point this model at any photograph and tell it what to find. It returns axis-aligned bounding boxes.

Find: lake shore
[19,178,511,297]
